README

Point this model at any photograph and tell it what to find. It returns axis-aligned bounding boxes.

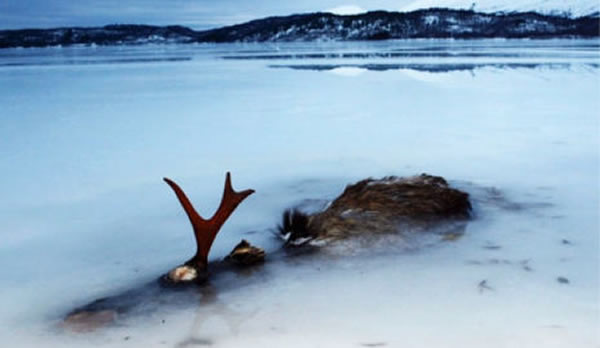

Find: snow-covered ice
[0,39,598,347]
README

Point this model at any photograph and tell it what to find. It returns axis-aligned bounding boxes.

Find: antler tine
[164,173,254,271]
[212,172,255,225]
[163,177,206,224]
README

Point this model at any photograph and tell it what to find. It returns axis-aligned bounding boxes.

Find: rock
[280,174,471,243]
[225,240,266,266]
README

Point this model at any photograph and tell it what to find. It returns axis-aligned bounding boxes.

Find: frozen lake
[0,39,598,347]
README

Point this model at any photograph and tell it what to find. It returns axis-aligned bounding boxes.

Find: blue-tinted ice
[0,39,598,347]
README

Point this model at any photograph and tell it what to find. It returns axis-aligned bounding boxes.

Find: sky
[0,0,415,30]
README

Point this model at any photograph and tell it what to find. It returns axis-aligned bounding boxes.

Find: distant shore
[1,9,599,49]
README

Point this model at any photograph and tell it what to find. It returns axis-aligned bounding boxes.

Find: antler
[163,172,255,270]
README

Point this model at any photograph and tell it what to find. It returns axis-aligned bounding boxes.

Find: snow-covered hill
[2,9,599,48]
[402,0,600,17]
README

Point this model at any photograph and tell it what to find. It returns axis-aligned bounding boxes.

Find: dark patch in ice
[0,56,192,67]
[482,243,502,250]
[360,343,387,347]
[268,63,595,73]
[466,258,534,272]
[223,52,587,60]
[525,202,555,209]
[391,43,600,51]
[520,259,533,272]
[176,337,214,347]
[478,280,494,293]
[465,260,483,265]
[488,258,511,265]
[274,62,554,71]
[476,187,524,211]
[463,184,555,216]
[557,276,570,284]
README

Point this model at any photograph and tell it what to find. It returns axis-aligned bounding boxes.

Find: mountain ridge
[1,9,598,49]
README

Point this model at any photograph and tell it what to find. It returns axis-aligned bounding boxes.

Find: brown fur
[282,174,471,242]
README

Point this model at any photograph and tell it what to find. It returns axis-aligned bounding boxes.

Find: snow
[402,0,600,17]
[325,4,367,15]
[0,39,598,347]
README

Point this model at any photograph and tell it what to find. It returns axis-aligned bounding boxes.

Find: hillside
[402,0,600,17]
[1,9,598,48]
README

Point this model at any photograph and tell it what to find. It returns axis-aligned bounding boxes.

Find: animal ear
[279,209,311,243]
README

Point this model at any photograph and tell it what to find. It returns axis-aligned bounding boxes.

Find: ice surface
[0,39,598,347]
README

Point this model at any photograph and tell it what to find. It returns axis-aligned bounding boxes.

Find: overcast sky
[0,0,415,30]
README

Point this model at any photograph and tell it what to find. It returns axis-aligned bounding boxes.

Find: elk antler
[163,172,255,271]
